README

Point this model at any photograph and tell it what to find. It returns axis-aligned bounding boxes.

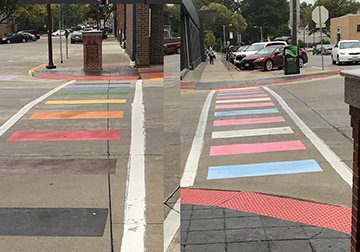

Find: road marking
[45,99,126,105]
[218,87,261,93]
[214,116,285,127]
[216,97,271,104]
[29,111,124,120]
[210,140,305,156]
[0,80,75,138]
[164,199,180,252]
[64,86,129,91]
[7,130,120,142]
[215,108,279,117]
[217,91,264,96]
[207,159,322,179]
[181,91,216,187]
[212,126,293,139]
[217,94,268,99]
[264,86,352,186]
[28,63,45,75]
[121,80,146,252]
[58,91,129,96]
[215,102,274,110]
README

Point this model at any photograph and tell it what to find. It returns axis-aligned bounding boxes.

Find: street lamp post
[254,26,263,42]
[222,24,232,49]
[46,4,56,69]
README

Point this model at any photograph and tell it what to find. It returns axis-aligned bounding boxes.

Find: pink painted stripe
[213,116,285,127]
[217,94,268,99]
[218,88,261,94]
[181,189,351,234]
[7,130,120,142]
[215,102,274,110]
[210,140,305,156]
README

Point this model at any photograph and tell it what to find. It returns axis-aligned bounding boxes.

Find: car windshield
[256,47,276,55]
[73,31,82,35]
[245,44,265,52]
[340,42,360,49]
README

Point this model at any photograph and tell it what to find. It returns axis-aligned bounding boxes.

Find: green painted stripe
[58,91,128,96]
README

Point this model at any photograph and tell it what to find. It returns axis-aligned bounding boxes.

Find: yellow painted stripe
[150,77,164,81]
[45,99,127,105]
[28,64,46,75]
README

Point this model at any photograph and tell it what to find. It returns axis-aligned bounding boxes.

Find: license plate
[353,56,359,60]
[245,63,249,67]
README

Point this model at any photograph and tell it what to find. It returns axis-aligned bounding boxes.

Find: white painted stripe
[218,87,260,92]
[121,80,146,252]
[216,97,271,104]
[264,86,352,187]
[212,126,293,139]
[0,80,75,137]
[181,90,215,187]
[164,199,180,252]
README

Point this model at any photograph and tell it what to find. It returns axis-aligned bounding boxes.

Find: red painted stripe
[36,74,138,81]
[7,130,120,142]
[217,94,268,99]
[210,140,305,156]
[180,188,351,234]
[215,102,274,110]
[213,116,285,127]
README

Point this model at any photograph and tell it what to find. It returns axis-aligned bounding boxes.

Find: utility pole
[58,5,63,64]
[46,4,56,69]
[292,0,297,45]
[260,26,263,42]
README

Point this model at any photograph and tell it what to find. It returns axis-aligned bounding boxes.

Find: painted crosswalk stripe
[215,102,274,109]
[29,111,124,120]
[64,86,129,91]
[74,82,131,85]
[207,159,322,179]
[218,87,261,93]
[45,99,126,105]
[210,140,305,156]
[7,130,121,142]
[217,94,268,99]
[216,97,271,104]
[217,91,264,96]
[58,91,128,96]
[212,126,293,139]
[214,116,285,126]
[215,108,279,117]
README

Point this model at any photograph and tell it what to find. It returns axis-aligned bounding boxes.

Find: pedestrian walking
[208,47,216,65]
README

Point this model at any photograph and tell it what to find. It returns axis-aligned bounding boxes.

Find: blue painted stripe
[64,86,129,91]
[207,159,322,180]
[218,91,265,96]
[215,108,279,117]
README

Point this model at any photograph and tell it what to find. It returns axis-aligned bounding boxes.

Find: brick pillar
[83,31,102,71]
[135,4,150,67]
[125,4,134,61]
[150,4,164,65]
[117,4,125,43]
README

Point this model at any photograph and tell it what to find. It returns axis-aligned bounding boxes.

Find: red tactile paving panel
[7,130,121,142]
[181,188,351,234]
[36,74,138,81]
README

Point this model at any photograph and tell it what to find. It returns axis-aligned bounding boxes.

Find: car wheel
[265,59,273,71]
[331,56,336,65]
[6,40,10,44]
[299,57,304,68]
[22,39,26,43]
[176,47,181,54]
[336,55,342,65]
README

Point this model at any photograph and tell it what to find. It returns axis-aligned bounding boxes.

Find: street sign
[229,32,233,40]
[312,6,329,26]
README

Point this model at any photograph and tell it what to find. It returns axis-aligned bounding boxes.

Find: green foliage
[164,4,180,37]
[193,0,241,13]
[240,0,290,42]
[201,3,247,47]
[14,4,47,32]
[204,31,216,48]
[0,0,17,24]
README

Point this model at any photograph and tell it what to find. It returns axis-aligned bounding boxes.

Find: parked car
[331,40,360,65]
[274,36,292,44]
[70,31,83,44]
[228,45,249,63]
[241,45,308,71]
[0,33,28,44]
[313,44,334,55]
[234,41,287,67]
[163,37,180,54]
[18,32,36,41]
[18,30,40,40]
[52,30,66,36]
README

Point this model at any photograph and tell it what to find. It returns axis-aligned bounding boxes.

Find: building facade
[331,14,360,43]
[117,4,164,67]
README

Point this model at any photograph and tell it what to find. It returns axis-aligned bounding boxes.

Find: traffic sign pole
[320,6,324,70]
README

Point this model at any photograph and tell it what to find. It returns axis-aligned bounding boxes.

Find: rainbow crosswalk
[6,81,130,143]
[207,86,322,180]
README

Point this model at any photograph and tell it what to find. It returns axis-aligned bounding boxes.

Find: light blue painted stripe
[218,91,265,96]
[207,159,322,180]
[64,86,129,91]
[215,108,279,117]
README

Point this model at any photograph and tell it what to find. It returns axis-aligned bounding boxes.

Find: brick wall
[331,15,360,43]
[135,4,150,67]
[83,32,103,71]
[150,4,164,65]
[125,4,134,61]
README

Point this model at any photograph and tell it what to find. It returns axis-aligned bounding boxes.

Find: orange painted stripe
[29,111,123,120]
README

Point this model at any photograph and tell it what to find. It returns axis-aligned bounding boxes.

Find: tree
[164,4,180,37]
[201,3,247,47]
[193,0,241,13]
[0,0,17,24]
[240,0,290,42]
[204,32,216,48]
[14,4,47,33]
